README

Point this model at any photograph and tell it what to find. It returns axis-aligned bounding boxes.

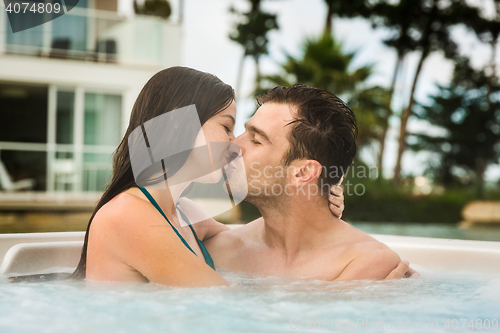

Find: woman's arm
[177,197,230,241]
[197,218,231,241]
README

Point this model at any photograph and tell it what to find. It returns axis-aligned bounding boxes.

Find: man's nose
[227,142,241,161]
[232,135,245,155]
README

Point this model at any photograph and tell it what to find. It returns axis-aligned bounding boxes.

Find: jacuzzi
[1,230,499,333]
[1,229,500,275]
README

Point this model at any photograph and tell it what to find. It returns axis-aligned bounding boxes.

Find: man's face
[228,103,295,203]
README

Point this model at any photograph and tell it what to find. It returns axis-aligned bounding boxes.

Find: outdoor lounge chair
[0,160,35,191]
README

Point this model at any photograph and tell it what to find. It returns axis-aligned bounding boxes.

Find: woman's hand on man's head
[329,183,344,219]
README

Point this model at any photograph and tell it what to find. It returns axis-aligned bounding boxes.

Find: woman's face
[183,101,237,185]
[200,100,236,144]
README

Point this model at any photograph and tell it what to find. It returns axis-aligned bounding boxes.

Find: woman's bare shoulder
[88,192,227,286]
[93,192,149,227]
[90,193,189,266]
[90,192,172,244]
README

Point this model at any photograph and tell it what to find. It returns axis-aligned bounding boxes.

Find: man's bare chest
[221,244,353,281]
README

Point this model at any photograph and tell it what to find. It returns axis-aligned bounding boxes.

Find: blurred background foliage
[229,0,500,223]
[133,0,172,18]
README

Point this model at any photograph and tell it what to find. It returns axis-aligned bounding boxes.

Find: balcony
[0,5,181,67]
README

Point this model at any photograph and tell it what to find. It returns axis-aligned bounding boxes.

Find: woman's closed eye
[223,125,233,134]
[251,139,261,145]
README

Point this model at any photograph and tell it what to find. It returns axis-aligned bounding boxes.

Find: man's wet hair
[257,84,358,189]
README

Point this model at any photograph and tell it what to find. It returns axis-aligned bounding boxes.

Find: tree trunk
[250,0,261,11]
[178,0,184,23]
[476,157,486,198]
[324,2,334,35]
[254,55,261,95]
[235,52,246,100]
[490,38,497,80]
[476,38,498,197]
[377,52,403,180]
[393,0,438,185]
[393,48,429,184]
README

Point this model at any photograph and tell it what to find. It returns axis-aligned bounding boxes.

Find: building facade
[0,0,181,196]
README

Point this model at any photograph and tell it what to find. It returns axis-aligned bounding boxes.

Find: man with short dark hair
[205,84,410,281]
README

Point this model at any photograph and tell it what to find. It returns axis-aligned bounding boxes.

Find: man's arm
[177,198,230,241]
[335,248,401,281]
[196,218,231,241]
[385,260,420,279]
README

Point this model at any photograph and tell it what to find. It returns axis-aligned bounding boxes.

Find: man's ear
[289,160,323,187]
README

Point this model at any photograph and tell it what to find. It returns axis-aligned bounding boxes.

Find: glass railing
[0,6,180,66]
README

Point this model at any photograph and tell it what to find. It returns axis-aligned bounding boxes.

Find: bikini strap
[177,208,215,270]
[138,187,197,257]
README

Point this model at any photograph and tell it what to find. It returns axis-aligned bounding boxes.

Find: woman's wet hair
[68,67,234,279]
[8,66,234,283]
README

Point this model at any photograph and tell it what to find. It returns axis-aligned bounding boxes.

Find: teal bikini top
[138,187,215,270]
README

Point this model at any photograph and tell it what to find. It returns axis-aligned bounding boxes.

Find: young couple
[72,66,417,287]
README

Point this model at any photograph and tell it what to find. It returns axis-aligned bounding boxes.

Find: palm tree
[368,0,419,180]
[322,0,369,34]
[319,0,413,178]
[391,0,480,184]
[229,0,279,99]
[261,34,371,94]
[466,1,500,195]
[260,34,391,153]
[411,58,500,197]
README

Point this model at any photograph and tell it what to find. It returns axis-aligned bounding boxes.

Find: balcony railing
[0,6,180,67]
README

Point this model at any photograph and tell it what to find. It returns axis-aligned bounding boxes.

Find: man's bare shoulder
[329,222,401,280]
[322,222,401,280]
[345,238,399,263]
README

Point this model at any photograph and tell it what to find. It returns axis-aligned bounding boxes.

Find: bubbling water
[0,268,498,333]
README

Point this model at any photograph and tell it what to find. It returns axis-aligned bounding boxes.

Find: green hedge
[239,179,500,224]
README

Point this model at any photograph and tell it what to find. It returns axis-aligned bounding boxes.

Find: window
[56,91,75,144]
[0,83,48,191]
[82,92,122,191]
[0,83,122,193]
[0,83,47,143]
[84,93,121,146]
[52,14,87,52]
[6,0,88,55]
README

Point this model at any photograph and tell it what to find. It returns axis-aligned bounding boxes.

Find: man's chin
[223,176,249,202]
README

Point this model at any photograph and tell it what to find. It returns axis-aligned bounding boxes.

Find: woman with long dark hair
[68,67,346,287]
[70,67,232,286]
